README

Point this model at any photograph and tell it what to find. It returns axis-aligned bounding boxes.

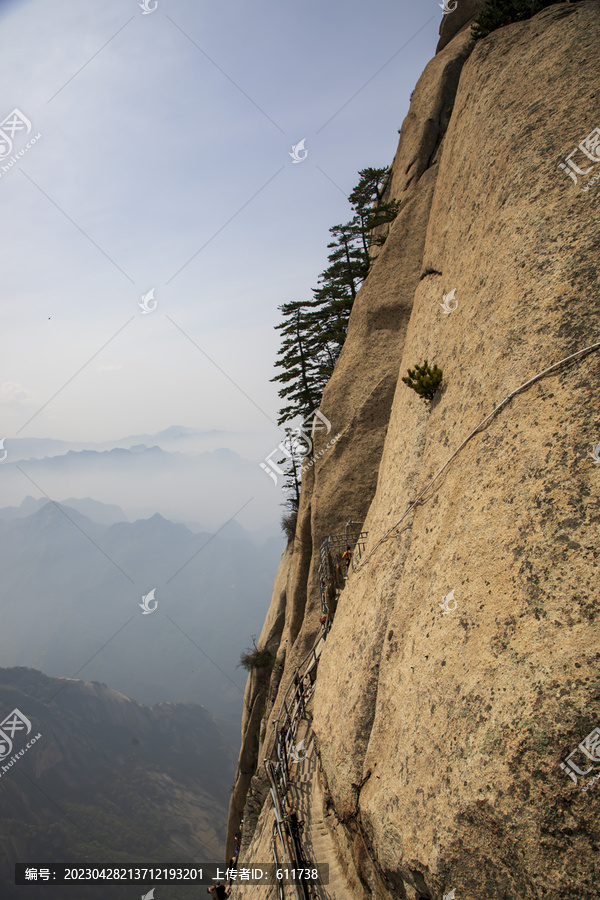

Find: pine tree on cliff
[308,221,367,377]
[348,166,400,249]
[271,302,323,425]
[281,428,302,512]
[317,221,368,303]
[272,166,399,425]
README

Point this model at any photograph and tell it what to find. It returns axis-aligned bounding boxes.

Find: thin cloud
[0,382,32,404]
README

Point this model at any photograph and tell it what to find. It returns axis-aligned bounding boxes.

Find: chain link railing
[262,523,368,896]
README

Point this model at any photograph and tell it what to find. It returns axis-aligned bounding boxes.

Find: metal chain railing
[264,556,348,896]
[269,635,324,797]
[317,521,368,615]
[262,522,370,894]
[271,820,286,900]
[266,759,313,900]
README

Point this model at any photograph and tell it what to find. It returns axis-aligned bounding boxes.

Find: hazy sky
[1,0,442,456]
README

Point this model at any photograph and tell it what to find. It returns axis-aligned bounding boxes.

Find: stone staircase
[284,713,357,900]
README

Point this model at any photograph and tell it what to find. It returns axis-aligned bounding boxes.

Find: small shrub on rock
[281,509,298,543]
[402,360,443,404]
[238,638,276,672]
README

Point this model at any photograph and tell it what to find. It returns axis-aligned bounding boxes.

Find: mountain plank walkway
[286,718,352,900]
[229,697,358,900]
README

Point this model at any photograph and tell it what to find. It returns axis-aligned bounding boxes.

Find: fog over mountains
[0,496,285,749]
[0,426,286,531]
[0,426,288,749]
[0,426,286,875]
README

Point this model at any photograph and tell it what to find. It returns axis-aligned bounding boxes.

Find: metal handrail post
[265,761,303,900]
[271,823,286,900]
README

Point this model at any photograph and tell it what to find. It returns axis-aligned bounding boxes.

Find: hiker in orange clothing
[341,546,353,569]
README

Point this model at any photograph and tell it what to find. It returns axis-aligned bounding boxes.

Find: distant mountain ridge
[1,425,236,461]
[0,439,284,530]
[0,495,129,525]
[0,501,285,749]
[0,666,233,900]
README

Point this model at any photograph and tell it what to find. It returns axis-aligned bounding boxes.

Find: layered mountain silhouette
[0,501,285,749]
[2,425,239,461]
[0,494,128,525]
[0,440,283,530]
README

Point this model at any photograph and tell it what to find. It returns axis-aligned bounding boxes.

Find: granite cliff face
[228,4,600,897]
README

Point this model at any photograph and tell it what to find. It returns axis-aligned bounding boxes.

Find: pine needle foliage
[402,360,443,403]
[472,0,573,39]
[280,428,302,514]
[269,166,399,541]
[271,166,399,427]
